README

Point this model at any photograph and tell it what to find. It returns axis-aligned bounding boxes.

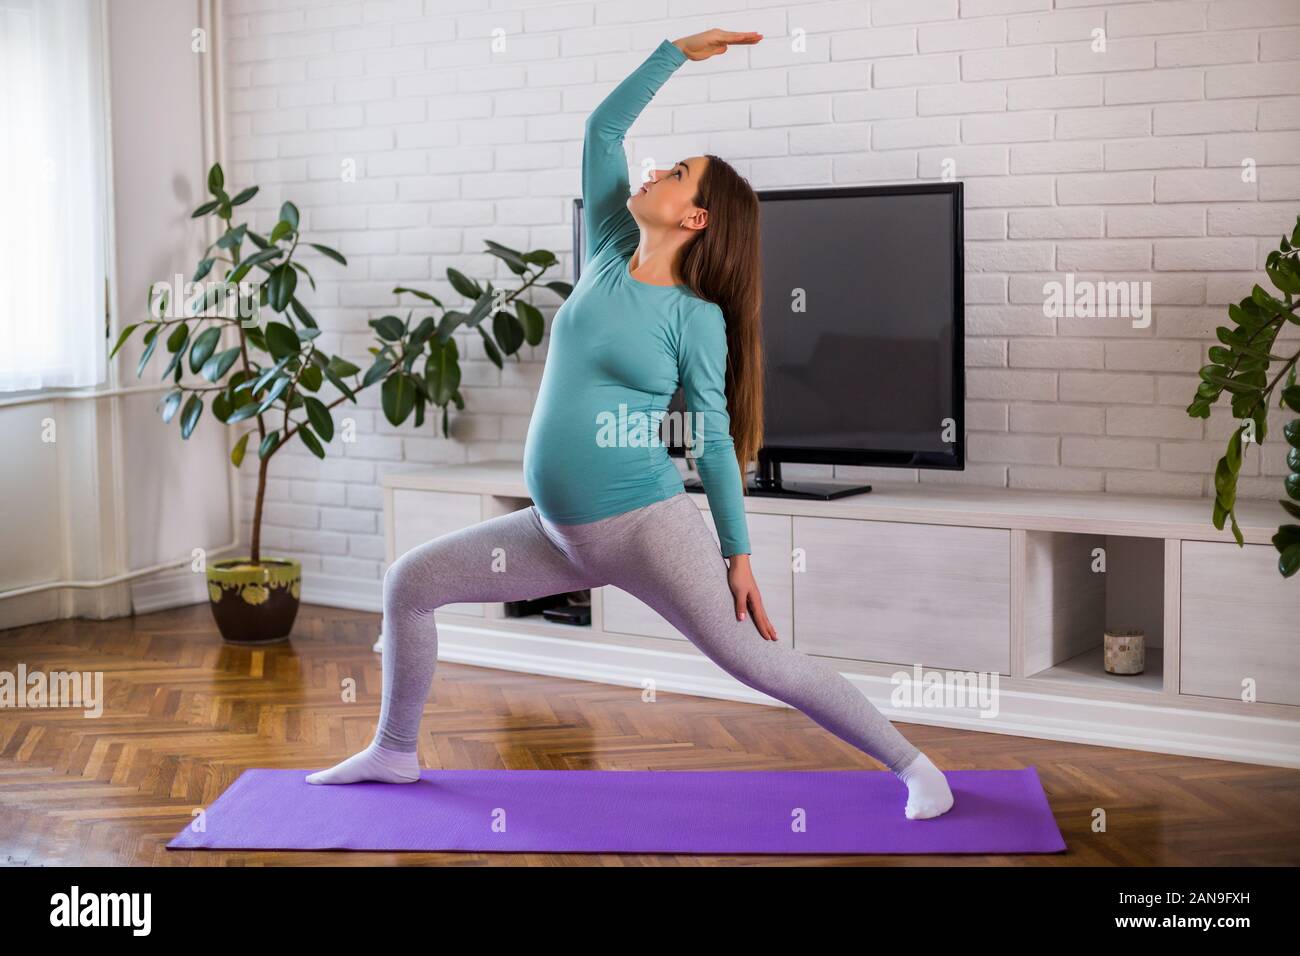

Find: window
[0,0,109,392]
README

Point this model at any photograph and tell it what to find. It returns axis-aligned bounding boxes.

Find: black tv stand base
[681,476,871,501]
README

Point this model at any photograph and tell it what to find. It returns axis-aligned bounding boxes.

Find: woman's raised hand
[672,30,763,62]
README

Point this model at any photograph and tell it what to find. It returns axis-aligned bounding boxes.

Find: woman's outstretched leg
[599,494,953,819]
[307,505,600,784]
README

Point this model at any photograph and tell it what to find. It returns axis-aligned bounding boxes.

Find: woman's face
[628,155,709,231]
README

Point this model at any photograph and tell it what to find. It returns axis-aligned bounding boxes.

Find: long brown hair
[677,153,764,493]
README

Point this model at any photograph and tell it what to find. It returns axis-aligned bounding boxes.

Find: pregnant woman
[308,29,953,821]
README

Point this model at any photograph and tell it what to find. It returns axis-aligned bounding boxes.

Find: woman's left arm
[677,303,778,641]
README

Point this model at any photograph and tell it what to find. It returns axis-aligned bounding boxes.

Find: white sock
[305,740,421,785]
[894,751,954,820]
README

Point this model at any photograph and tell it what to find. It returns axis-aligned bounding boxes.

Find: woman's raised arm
[580,39,689,267]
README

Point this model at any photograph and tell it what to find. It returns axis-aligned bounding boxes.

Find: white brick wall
[221,0,1300,583]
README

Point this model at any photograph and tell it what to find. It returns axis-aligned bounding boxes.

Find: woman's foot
[305,740,421,784]
[894,751,954,819]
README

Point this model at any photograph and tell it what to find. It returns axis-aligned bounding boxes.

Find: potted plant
[1187,213,1300,578]
[112,163,571,642]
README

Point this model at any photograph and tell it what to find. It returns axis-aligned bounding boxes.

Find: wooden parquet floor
[1,602,1297,866]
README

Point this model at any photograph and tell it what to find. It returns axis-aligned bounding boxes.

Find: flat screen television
[572,182,964,500]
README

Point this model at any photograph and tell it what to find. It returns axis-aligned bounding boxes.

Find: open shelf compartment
[1022,530,1165,695]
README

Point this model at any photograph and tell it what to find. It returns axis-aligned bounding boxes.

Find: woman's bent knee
[383,546,445,613]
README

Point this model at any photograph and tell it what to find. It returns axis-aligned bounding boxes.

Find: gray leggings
[377,491,921,773]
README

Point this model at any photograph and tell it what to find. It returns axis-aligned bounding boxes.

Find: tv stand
[683,456,871,500]
[381,459,1300,769]
[682,475,871,501]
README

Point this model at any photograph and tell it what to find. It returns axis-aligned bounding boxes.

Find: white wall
[0,0,234,628]
[217,0,1300,602]
[109,0,234,609]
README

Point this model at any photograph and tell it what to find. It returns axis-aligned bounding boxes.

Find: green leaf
[231,431,250,467]
[545,281,573,299]
[230,185,258,206]
[516,300,545,346]
[483,240,527,274]
[166,322,189,353]
[214,223,247,252]
[304,396,334,441]
[300,365,323,392]
[159,389,183,423]
[381,373,417,425]
[289,297,317,329]
[255,374,292,413]
[191,199,219,219]
[192,258,215,282]
[371,315,405,341]
[189,327,222,373]
[446,267,481,300]
[478,326,502,369]
[266,264,297,313]
[226,402,261,424]
[201,347,241,383]
[1214,456,1237,512]
[492,310,525,355]
[136,334,158,377]
[522,248,557,268]
[1280,543,1300,577]
[179,394,203,439]
[425,338,461,405]
[109,323,140,360]
[324,367,357,403]
[466,290,494,327]
[298,425,326,460]
[1282,386,1300,413]
[1227,427,1243,473]
[280,201,300,231]
[266,321,301,360]
[436,312,465,342]
[307,242,347,266]
[362,357,394,388]
[207,163,224,195]
[292,260,316,293]
[258,430,281,460]
[212,391,232,422]
[327,356,361,378]
[393,286,440,305]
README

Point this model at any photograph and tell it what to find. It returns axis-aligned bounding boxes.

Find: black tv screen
[572,182,964,473]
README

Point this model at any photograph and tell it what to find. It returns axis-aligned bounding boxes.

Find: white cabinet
[1181,540,1300,706]
[791,516,1011,673]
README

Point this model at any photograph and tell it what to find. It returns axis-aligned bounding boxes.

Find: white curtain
[0,0,108,392]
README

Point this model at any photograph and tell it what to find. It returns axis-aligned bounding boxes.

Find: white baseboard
[130,568,382,616]
[130,566,208,614]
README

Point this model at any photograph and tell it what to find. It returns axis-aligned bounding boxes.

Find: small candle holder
[1103,628,1145,675]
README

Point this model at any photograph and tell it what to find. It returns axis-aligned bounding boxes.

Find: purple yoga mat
[167,767,1065,855]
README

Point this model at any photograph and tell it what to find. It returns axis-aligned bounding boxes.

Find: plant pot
[206,557,301,644]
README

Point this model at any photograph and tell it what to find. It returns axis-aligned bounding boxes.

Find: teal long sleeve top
[522,38,752,557]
